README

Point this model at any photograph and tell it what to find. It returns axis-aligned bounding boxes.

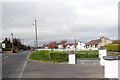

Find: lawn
[29,50,99,62]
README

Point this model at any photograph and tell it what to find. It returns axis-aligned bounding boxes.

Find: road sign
[2,43,5,48]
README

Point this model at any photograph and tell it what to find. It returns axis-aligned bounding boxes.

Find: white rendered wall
[69,54,76,64]
[104,60,119,79]
[118,60,120,79]
[99,49,107,66]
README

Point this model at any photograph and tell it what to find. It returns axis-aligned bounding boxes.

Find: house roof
[112,40,120,44]
[86,39,101,45]
[66,43,78,46]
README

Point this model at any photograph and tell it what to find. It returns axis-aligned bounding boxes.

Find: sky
[1,0,119,47]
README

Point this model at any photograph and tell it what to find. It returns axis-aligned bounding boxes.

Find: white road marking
[18,60,28,78]
[3,56,9,59]
[12,54,14,55]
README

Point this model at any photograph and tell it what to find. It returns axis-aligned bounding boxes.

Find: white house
[76,42,86,50]
[66,42,86,51]
[57,44,63,49]
[66,43,75,50]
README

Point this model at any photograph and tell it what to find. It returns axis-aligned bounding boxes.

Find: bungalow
[66,42,86,50]
[57,43,64,49]
[86,37,112,50]
[66,43,75,50]
[77,42,86,50]
[112,40,120,44]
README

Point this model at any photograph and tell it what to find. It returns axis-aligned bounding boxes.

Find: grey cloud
[2,0,119,46]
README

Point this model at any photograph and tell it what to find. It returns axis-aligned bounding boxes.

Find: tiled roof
[86,39,101,45]
[112,40,120,44]
[66,43,78,46]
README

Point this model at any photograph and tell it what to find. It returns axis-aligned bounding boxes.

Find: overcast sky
[2,0,119,47]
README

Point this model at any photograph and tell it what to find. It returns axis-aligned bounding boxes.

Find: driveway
[22,60,104,78]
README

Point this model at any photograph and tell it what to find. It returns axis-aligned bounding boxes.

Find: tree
[2,37,30,52]
[60,40,67,49]
[2,38,12,51]
[13,38,22,51]
[48,41,58,49]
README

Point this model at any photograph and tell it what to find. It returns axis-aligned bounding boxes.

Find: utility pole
[33,19,38,50]
[22,39,24,45]
[74,38,77,51]
[11,33,14,53]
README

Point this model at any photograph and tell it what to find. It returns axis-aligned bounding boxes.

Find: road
[2,51,104,79]
[22,61,104,78]
[2,51,31,78]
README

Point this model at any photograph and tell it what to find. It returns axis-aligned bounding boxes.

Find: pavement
[22,60,104,78]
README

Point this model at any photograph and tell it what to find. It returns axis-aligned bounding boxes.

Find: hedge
[29,50,98,62]
[106,44,120,52]
[2,48,11,51]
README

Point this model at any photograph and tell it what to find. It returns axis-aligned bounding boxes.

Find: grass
[29,50,50,61]
[29,50,99,62]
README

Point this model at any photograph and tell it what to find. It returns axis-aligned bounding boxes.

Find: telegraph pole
[33,1,38,50]
[11,33,14,53]
[74,38,77,51]
[33,19,38,50]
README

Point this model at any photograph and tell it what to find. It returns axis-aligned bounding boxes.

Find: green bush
[106,44,120,52]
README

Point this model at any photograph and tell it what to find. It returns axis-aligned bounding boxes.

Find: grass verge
[29,50,99,62]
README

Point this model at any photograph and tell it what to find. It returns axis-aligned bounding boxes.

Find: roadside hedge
[2,48,11,51]
[76,53,98,58]
[29,50,98,62]
[106,44,120,52]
